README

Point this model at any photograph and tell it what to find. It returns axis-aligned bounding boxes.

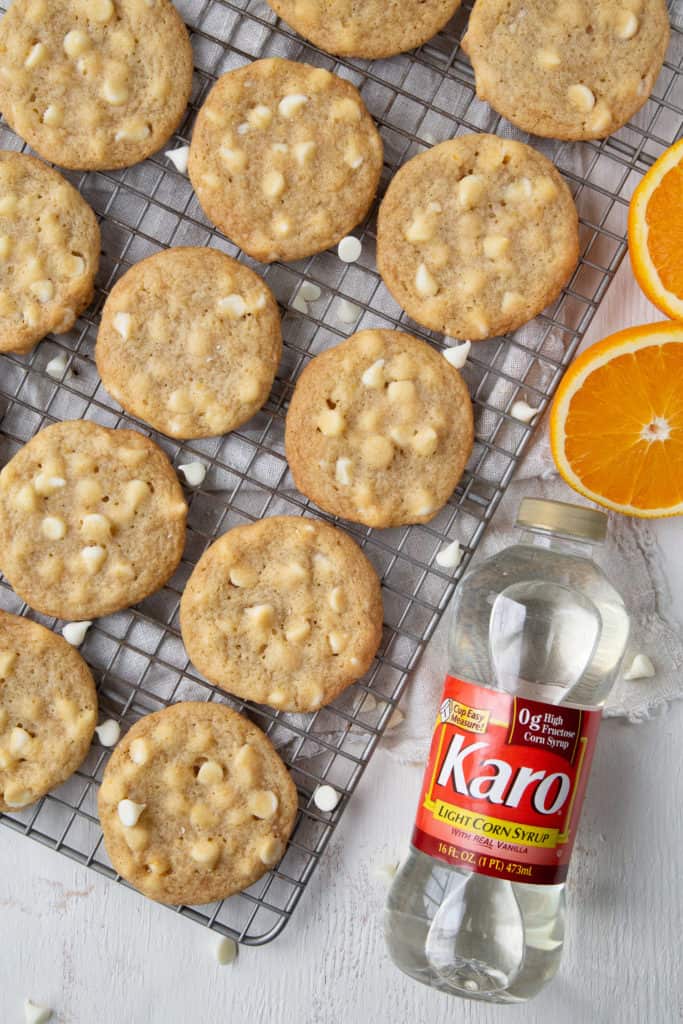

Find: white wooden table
[1,265,681,1024]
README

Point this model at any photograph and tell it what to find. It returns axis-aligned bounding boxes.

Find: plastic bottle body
[385,530,630,1003]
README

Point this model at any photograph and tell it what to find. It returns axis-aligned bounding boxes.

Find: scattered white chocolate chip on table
[436,540,462,570]
[299,282,322,303]
[623,654,656,681]
[165,145,190,175]
[24,1000,52,1024]
[178,462,207,488]
[290,292,309,315]
[443,341,471,370]
[510,399,541,424]
[61,621,92,647]
[45,353,72,381]
[337,235,362,263]
[386,707,405,730]
[336,299,360,324]
[214,936,238,966]
[95,719,121,748]
[313,784,341,813]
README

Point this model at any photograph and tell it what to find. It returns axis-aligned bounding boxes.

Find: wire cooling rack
[0,0,682,946]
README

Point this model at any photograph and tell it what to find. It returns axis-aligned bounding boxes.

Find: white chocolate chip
[328,631,346,654]
[386,707,405,730]
[246,603,275,630]
[23,1000,52,1024]
[102,79,129,106]
[335,457,353,486]
[165,145,190,174]
[34,473,66,495]
[483,235,510,260]
[62,620,92,646]
[262,170,286,199]
[328,586,346,613]
[313,784,341,812]
[317,408,345,437]
[25,42,48,69]
[178,462,207,487]
[113,311,132,339]
[271,143,288,154]
[344,139,364,170]
[337,236,362,263]
[258,835,285,867]
[361,359,385,389]
[81,513,112,543]
[191,839,220,868]
[115,119,151,143]
[43,105,64,127]
[387,380,416,403]
[505,178,533,203]
[0,651,16,678]
[197,760,224,785]
[9,726,31,756]
[118,799,146,827]
[272,215,291,238]
[248,790,278,819]
[436,540,462,569]
[510,399,541,423]
[214,936,238,965]
[588,102,613,134]
[64,254,86,278]
[0,235,12,261]
[46,353,72,381]
[278,93,308,118]
[615,11,639,39]
[568,83,596,113]
[285,619,311,643]
[300,281,321,302]
[415,263,439,298]
[331,98,361,122]
[229,564,257,587]
[293,140,316,167]
[220,147,247,173]
[291,292,309,314]
[30,280,54,303]
[129,737,150,766]
[91,0,114,21]
[412,427,438,457]
[217,294,247,318]
[336,299,360,324]
[41,515,66,540]
[81,545,107,574]
[537,48,561,69]
[94,719,120,746]
[501,290,524,316]
[248,104,272,128]
[64,29,91,58]
[622,653,655,680]
[443,341,471,370]
[456,174,485,209]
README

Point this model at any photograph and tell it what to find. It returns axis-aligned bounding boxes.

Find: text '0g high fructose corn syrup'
[385,498,630,1003]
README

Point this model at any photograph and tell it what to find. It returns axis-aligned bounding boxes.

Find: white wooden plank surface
[1,265,682,1024]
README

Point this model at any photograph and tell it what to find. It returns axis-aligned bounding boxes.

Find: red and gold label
[412,676,602,884]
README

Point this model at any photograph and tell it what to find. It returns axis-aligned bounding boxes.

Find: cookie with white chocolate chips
[461,0,669,141]
[188,58,383,263]
[0,610,97,812]
[377,135,579,341]
[96,248,282,440]
[0,420,187,620]
[285,330,474,529]
[0,0,194,170]
[98,702,298,905]
[266,0,462,59]
[0,151,100,355]
[180,516,383,713]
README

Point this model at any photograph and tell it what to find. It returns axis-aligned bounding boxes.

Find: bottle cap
[516,497,607,544]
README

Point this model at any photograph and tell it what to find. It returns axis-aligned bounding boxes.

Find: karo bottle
[385,498,630,1002]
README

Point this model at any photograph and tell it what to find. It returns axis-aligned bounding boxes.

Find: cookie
[180,516,383,713]
[0,0,194,170]
[461,0,670,141]
[285,330,474,528]
[0,151,100,355]
[95,248,282,440]
[98,701,298,905]
[188,58,383,263]
[0,420,187,621]
[266,0,462,59]
[377,135,580,341]
[0,610,97,812]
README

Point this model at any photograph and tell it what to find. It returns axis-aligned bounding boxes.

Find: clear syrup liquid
[385,533,630,1003]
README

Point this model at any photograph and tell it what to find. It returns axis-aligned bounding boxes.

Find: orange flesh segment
[646,162,683,299]
[564,343,683,509]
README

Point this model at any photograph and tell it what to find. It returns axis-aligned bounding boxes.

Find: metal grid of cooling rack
[0,0,682,946]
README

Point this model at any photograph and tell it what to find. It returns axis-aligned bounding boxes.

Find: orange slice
[628,138,683,320]
[550,323,683,517]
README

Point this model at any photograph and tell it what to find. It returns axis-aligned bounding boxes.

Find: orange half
[629,138,683,320]
[550,323,683,517]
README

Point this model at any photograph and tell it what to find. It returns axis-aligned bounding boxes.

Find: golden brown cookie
[285,330,474,528]
[188,58,383,263]
[0,151,100,355]
[266,0,462,59]
[95,247,282,440]
[0,610,97,812]
[461,0,670,141]
[98,701,299,905]
[0,420,187,620]
[377,135,580,340]
[180,515,383,713]
[0,0,194,170]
